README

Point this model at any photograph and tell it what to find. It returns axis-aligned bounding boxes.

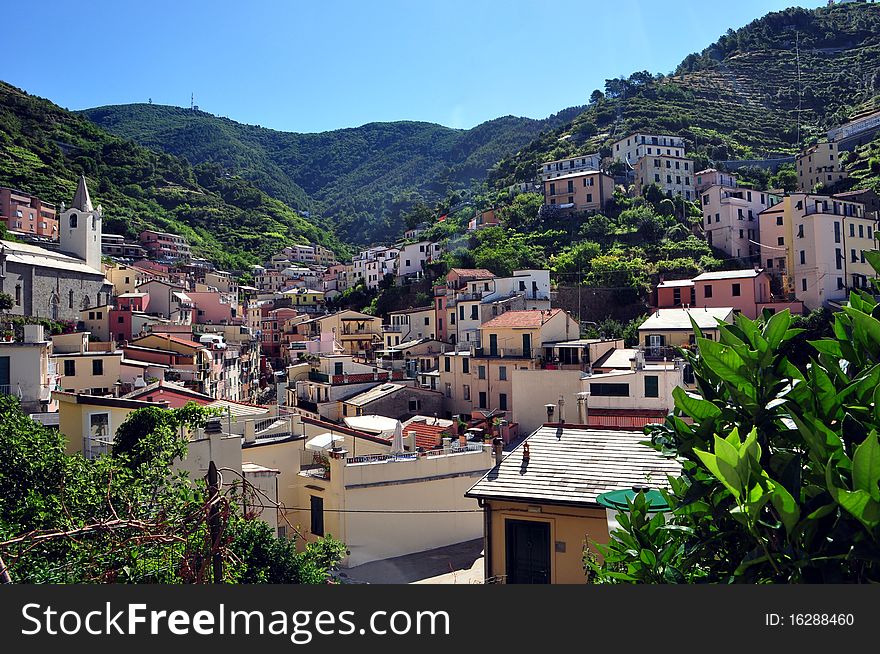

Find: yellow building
[51,332,123,396]
[542,171,614,214]
[316,310,382,356]
[796,141,847,192]
[466,426,681,583]
[636,307,733,352]
[439,308,580,421]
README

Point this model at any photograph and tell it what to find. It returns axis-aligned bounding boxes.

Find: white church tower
[60,175,102,271]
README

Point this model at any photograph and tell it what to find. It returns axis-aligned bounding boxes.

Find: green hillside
[80,104,583,246]
[489,3,880,188]
[0,82,346,271]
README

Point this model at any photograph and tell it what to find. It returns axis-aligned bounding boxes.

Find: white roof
[305,432,345,451]
[1,239,104,277]
[692,269,762,281]
[207,399,267,418]
[657,279,695,288]
[343,415,399,436]
[345,383,405,407]
[639,307,734,331]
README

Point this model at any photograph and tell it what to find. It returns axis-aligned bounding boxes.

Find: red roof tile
[448,268,495,279]
[480,308,563,329]
[402,421,447,450]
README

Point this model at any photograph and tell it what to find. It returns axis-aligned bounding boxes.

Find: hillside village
[3,1,880,585]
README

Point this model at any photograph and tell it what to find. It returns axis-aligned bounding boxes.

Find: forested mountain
[489,3,880,188]
[81,104,583,245]
[0,82,346,271]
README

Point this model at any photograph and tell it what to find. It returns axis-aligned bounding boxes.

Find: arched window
[81,296,91,310]
[69,212,78,228]
[68,290,74,309]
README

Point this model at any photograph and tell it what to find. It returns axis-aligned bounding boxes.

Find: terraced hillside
[490,3,880,188]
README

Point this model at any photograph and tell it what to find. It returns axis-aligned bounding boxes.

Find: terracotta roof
[466,426,681,507]
[448,268,495,279]
[401,420,446,450]
[480,308,563,329]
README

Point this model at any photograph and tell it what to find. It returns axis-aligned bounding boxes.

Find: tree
[589,89,605,104]
[0,399,345,583]
[587,253,880,583]
[550,241,601,277]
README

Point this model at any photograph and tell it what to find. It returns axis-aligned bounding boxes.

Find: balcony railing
[308,371,331,383]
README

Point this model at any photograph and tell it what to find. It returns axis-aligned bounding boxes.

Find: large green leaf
[808,339,843,359]
[770,481,801,536]
[852,431,880,501]
[826,460,880,530]
[864,249,880,276]
[697,337,748,387]
[763,309,791,349]
[672,386,721,421]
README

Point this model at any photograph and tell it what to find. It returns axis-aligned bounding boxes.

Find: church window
[69,213,78,228]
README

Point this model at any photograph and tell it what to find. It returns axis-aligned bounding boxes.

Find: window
[462,358,469,374]
[549,183,555,195]
[86,413,110,459]
[704,285,713,299]
[68,290,74,309]
[445,383,452,398]
[767,259,773,268]
[859,224,865,239]
[850,223,856,238]
[732,283,741,297]
[589,382,630,397]
[654,174,660,183]
[834,221,841,243]
[69,212,78,228]
[478,365,486,380]
[310,496,324,536]
[777,237,785,246]
[777,216,784,226]
[64,359,76,376]
[444,357,450,372]
[800,251,806,265]
[567,180,574,193]
[478,392,487,409]
[459,305,464,321]
[802,278,807,292]
[869,226,873,239]
[666,175,672,184]
[463,384,470,401]
[644,375,659,398]
[851,249,858,263]
[838,277,845,290]
[499,365,507,381]
[92,359,103,376]
[586,193,592,203]
[408,399,421,412]
[14,285,21,306]
[499,393,508,411]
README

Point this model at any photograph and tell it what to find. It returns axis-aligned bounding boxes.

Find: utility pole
[207,460,223,584]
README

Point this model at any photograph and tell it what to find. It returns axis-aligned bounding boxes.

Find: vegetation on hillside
[0,82,346,272]
[82,104,584,246]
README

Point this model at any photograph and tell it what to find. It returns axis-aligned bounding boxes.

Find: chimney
[557,396,565,424]
[23,324,44,343]
[545,403,555,423]
[493,436,503,466]
[576,393,586,425]
[407,430,417,452]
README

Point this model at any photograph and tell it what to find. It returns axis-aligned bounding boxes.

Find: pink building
[694,169,738,193]
[188,291,239,325]
[690,269,803,319]
[110,292,150,343]
[656,269,803,319]
[0,187,58,239]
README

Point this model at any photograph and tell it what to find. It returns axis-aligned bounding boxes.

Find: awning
[305,432,344,451]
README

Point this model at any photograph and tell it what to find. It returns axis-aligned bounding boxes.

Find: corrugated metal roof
[466,426,681,507]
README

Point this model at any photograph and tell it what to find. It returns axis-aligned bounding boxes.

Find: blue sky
[2,0,823,133]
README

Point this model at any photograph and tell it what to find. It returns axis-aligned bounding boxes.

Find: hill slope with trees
[81,104,584,246]
[0,81,346,271]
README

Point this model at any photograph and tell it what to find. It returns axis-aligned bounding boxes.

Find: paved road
[335,539,485,585]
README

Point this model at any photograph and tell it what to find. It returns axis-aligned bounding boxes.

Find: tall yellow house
[439,308,579,421]
[316,310,382,356]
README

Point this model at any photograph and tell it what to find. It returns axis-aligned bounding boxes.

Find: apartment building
[139,229,191,262]
[694,168,738,193]
[542,171,614,214]
[467,209,500,232]
[633,154,696,200]
[439,308,580,422]
[638,307,734,352]
[0,325,59,414]
[0,187,58,239]
[611,132,686,166]
[701,185,781,260]
[759,193,876,309]
[445,269,551,347]
[316,310,382,357]
[52,332,123,396]
[101,234,146,259]
[796,141,847,192]
[396,241,442,280]
[384,306,435,348]
[537,153,602,181]
[135,279,193,323]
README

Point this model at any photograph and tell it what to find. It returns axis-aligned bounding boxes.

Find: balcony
[308,370,331,383]
[382,324,404,333]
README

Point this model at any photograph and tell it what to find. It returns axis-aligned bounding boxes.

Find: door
[648,334,663,356]
[522,334,532,359]
[505,519,550,584]
[489,333,498,357]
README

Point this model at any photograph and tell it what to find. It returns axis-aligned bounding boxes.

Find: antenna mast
[191,92,194,111]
